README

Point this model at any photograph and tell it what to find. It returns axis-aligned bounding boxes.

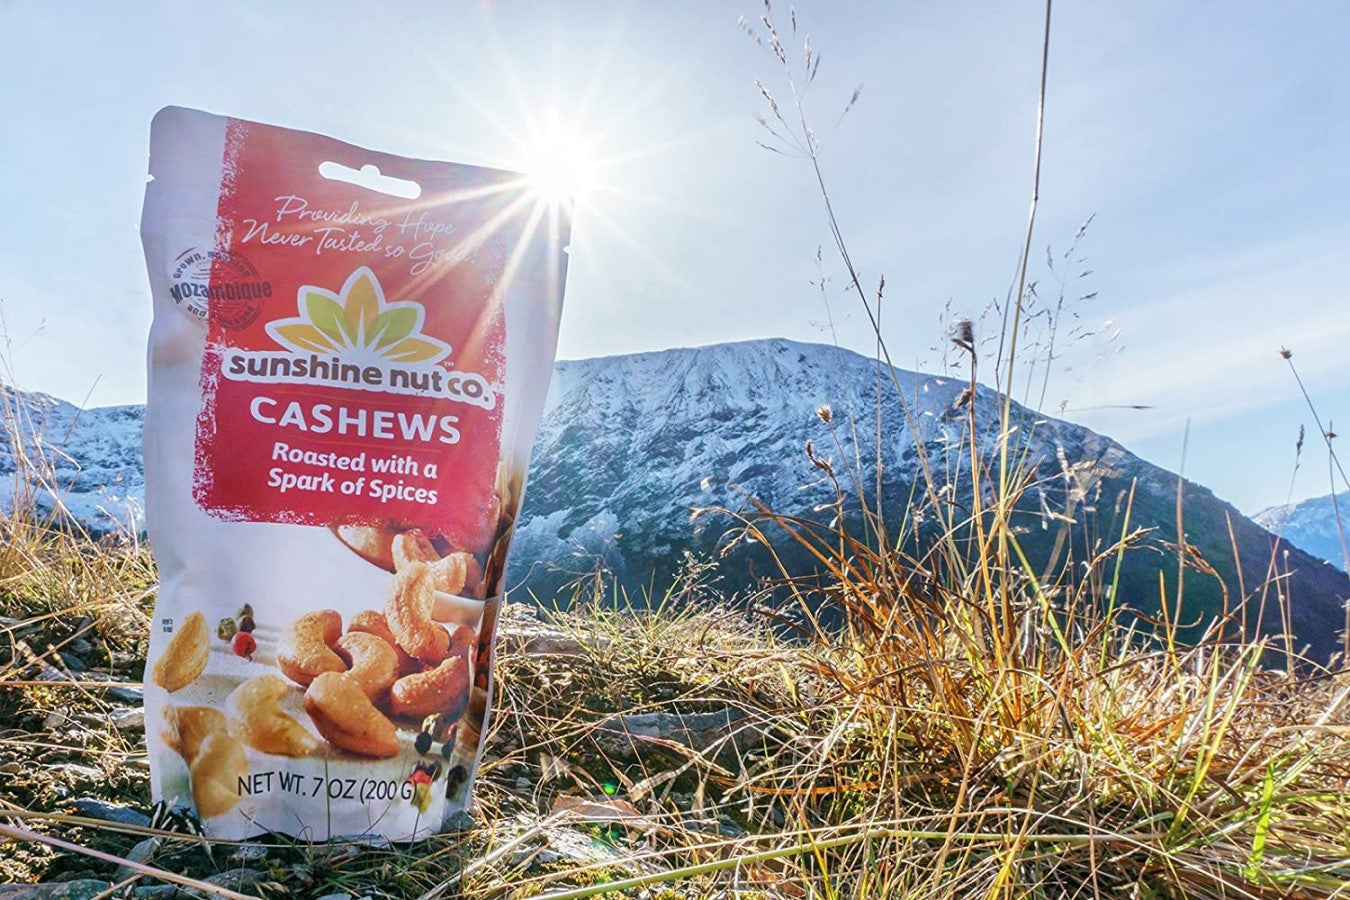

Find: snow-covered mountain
[0,387,145,532]
[515,340,1350,659]
[1255,491,1350,572]
[4,338,1348,660]
[514,338,1144,585]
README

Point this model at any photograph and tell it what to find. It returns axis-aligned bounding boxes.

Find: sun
[519,117,598,207]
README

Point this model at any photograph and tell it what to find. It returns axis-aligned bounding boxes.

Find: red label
[193,120,525,555]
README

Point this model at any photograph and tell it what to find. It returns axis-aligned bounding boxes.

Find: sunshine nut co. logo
[221,267,495,445]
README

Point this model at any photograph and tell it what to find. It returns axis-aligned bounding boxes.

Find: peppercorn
[231,631,256,660]
[414,731,433,755]
[237,615,256,634]
[216,618,237,641]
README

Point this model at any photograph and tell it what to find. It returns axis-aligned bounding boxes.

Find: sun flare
[519,118,598,206]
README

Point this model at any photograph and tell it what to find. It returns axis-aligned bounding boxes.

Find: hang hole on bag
[318,161,422,200]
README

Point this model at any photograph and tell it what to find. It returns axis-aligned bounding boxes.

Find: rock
[324,836,393,864]
[70,798,151,828]
[313,894,353,900]
[44,711,74,730]
[132,888,180,899]
[718,816,747,838]
[0,880,111,899]
[494,605,614,656]
[498,602,540,623]
[114,837,162,881]
[111,707,145,732]
[550,795,648,826]
[107,685,144,704]
[204,869,266,891]
[507,822,633,872]
[443,809,475,832]
[126,872,263,899]
[59,653,87,672]
[229,842,268,864]
[497,625,592,657]
[68,638,93,656]
[596,708,763,763]
[508,837,581,871]
[0,616,37,640]
[51,763,103,784]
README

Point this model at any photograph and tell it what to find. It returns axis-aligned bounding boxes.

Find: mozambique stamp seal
[168,247,272,330]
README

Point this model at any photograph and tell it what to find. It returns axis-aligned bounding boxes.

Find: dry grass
[1,403,1348,897]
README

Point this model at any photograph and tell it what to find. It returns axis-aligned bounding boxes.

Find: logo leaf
[271,323,340,354]
[370,307,418,350]
[305,292,353,345]
[343,272,381,338]
[385,337,449,362]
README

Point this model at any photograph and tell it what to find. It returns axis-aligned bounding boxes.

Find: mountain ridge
[1255,489,1350,572]
[3,337,1348,660]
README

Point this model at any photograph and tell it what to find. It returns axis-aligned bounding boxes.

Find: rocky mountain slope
[4,338,1348,660]
[0,387,145,532]
[1254,490,1350,573]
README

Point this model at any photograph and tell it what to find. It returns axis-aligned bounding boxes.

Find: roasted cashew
[163,705,227,759]
[428,552,485,599]
[391,529,439,570]
[446,623,476,663]
[333,522,397,571]
[278,609,345,686]
[348,609,419,676]
[457,553,487,599]
[188,733,248,818]
[162,705,246,818]
[335,631,398,698]
[151,611,210,692]
[389,654,470,720]
[303,672,400,759]
[384,564,449,663]
[226,674,319,757]
[392,529,485,599]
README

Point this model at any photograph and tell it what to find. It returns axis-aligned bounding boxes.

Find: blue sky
[1,1,1347,513]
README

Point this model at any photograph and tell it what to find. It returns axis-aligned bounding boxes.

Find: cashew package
[140,107,571,840]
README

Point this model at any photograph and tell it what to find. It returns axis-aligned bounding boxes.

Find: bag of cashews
[139,107,570,840]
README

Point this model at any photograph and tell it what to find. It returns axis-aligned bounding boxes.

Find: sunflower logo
[265,267,451,364]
